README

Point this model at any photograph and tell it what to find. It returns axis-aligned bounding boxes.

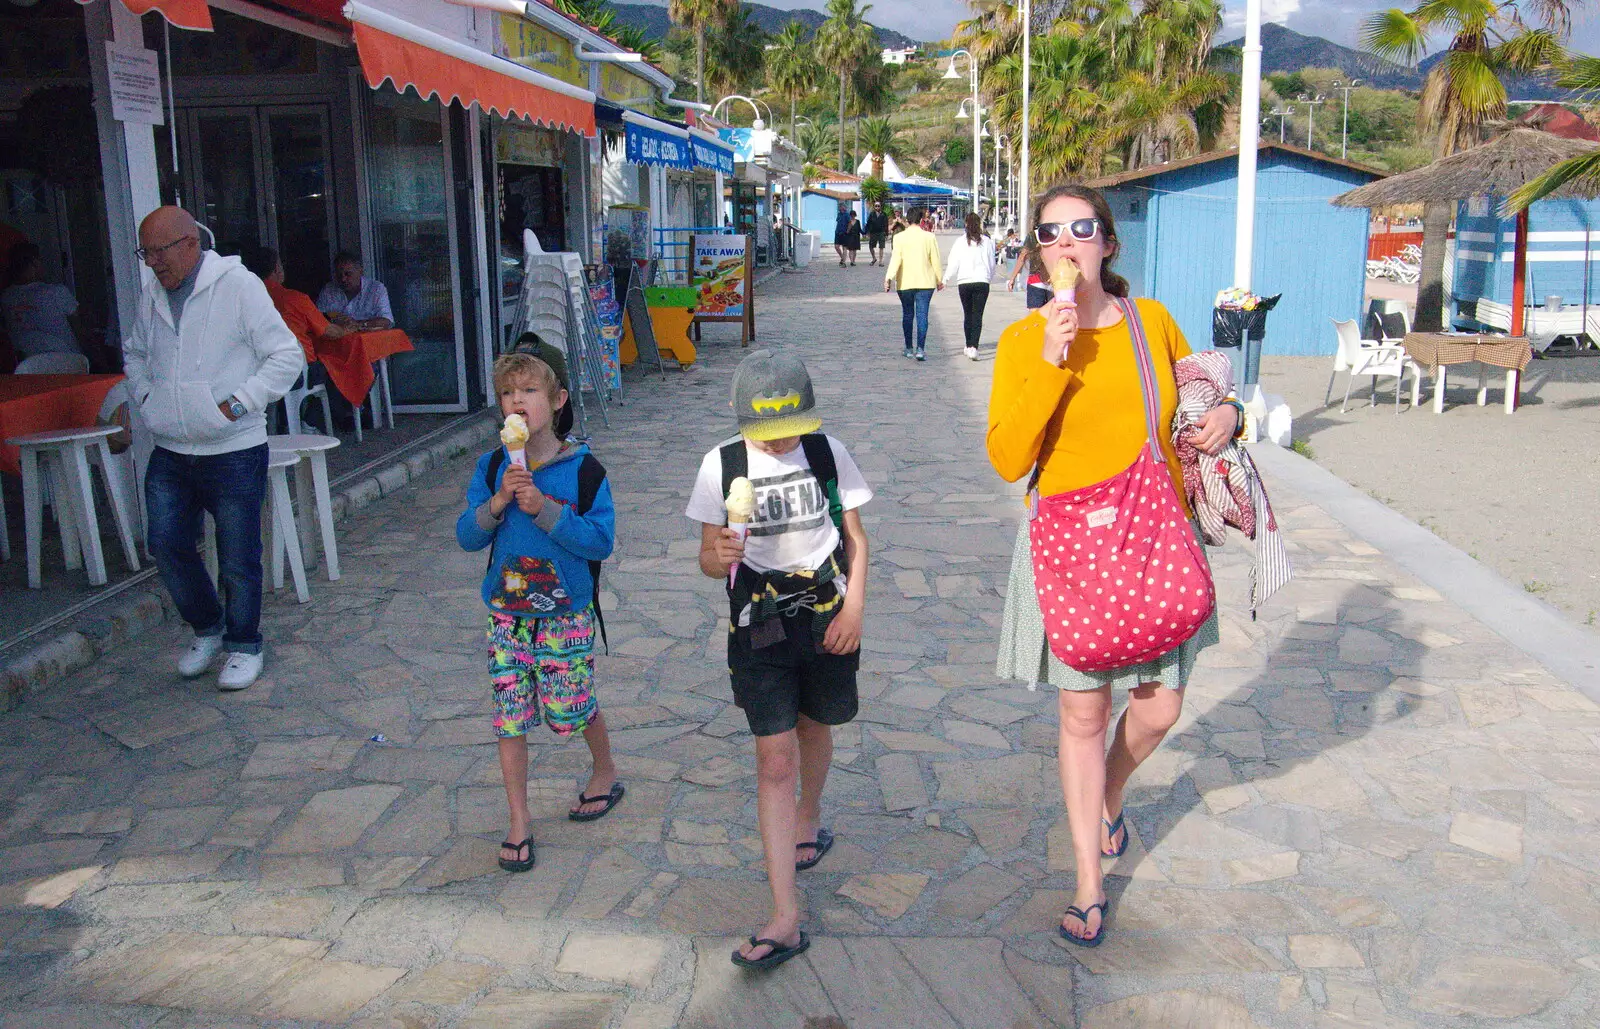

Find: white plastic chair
[1332,318,1417,413]
[267,434,340,582]
[266,449,310,603]
[282,368,333,438]
[15,353,90,375]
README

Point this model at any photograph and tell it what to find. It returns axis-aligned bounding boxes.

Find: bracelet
[1223,398,1246,438]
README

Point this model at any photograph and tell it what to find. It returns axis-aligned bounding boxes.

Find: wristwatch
[225,397,248,420]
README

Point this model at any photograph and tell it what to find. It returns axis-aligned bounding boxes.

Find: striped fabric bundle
[1171,350,1292,618]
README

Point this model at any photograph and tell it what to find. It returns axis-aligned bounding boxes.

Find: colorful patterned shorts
[487,606,597,738]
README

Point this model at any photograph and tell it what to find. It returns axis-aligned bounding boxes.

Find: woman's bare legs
[1101,682,1184,852]
[1057,685,1113,939]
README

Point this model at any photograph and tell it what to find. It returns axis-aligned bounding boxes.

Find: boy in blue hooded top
[456,352,621,874]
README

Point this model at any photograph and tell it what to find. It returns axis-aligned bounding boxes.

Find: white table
[6,424,140,588]
[267,434,340,581]
[266,449,310,603]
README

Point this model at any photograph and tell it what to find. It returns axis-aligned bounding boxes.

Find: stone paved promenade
[2,257,1598,1027]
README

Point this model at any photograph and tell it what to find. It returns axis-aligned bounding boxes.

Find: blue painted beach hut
[1452,195,1598,320]
[1086,143,1384,355]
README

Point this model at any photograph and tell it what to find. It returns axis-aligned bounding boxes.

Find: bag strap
[1117,297,1165,451]
[799,433,843,533]
[576,453,609,654]
[718,439,747,521]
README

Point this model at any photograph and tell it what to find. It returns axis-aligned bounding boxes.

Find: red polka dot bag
[1028,297,1216,673]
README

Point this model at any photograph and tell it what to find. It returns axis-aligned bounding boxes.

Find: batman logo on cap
[750,392,803,415]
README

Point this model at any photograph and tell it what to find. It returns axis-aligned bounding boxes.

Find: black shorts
[727,610,859,737]
[869,233,887,248]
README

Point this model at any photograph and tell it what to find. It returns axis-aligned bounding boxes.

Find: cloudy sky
[738,0,1600,59]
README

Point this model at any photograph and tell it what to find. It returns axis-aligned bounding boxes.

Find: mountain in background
[1218,21,1573,100]
[608,1,922,50]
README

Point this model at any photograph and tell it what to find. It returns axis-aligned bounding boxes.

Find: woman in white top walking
[943,213,998,360]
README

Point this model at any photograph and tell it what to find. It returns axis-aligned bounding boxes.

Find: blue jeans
[145,444,269,654]
[898,288,933,352]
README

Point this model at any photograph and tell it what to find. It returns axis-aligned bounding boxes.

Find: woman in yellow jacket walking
[986,184,1239,947]
[883,206,944,361]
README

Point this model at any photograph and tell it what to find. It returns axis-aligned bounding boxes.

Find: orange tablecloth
[315,329,413,406]
[0,373,123,476]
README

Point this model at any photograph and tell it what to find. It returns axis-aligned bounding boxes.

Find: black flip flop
[568,782,625,822]
[731,931,810,970]
[498,836,535,873]
[1058,901,1109,948]
[795,828,835,871]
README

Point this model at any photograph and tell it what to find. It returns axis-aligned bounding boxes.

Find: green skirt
[997,518,1220,692]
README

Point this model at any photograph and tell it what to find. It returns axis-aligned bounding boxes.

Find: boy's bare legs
[738,729,804,961]
[497,736,531,863]
[571,710,620,817]
[794,714,832,849]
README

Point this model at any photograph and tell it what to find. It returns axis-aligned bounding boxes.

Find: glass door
[185,109,268,258]
[263,106,335,295]
[362,88,466,411]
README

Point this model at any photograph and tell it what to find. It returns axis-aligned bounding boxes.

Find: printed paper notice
[105,44,164,125]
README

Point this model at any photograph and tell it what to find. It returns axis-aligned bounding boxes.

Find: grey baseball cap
[731,349,821,441]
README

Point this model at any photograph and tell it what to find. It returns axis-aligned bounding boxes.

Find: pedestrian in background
[842,209,863,267]
[1006,238,1050,309]
[833,204,852,267]
[943,212,996,361]
[865,202,889,266]
[986,184,1238,948]
[883,206,943,361]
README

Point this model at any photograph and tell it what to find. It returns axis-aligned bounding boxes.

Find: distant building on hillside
[1086,142,1384,356]
[881,47,918,65]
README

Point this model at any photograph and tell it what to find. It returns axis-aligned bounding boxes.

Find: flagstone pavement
[2,255,1598,1028]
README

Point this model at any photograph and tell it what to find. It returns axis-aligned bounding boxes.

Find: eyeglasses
[1035,219,1102,246]
[135,235,195,262]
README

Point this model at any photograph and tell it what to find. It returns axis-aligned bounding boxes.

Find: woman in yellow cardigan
[986,184,1239,947]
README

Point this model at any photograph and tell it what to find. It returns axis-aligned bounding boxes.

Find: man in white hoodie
[126,207,305,690]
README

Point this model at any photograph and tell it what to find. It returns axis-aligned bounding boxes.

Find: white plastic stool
[266,449,309,603]
[8,425,141,588]
[283,369,333,437]
[352,357,396,441]
[267,434,340,581]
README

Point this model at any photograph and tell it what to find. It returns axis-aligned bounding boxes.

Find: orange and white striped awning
[75,0,213,31]
[344,2,595,136]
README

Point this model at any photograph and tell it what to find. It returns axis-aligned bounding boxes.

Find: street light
[993,131,1008,230]
[711,94,771,130]
[1298,93,1325,150]
[1332,79,1361,159]
[945,49,982,218]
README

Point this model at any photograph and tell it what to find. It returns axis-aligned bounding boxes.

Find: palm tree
[768,23,818,140]
[817,0,877,171]
[551,0,662,62]
[1506,54,1600,211]
[1363,0,1570,330]
[706,7,768,96]
[859,116,907,180]
[668,0,737,103]
[798,119,842,165]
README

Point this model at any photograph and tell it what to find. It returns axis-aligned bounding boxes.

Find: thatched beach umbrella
[1333,129,1600,336]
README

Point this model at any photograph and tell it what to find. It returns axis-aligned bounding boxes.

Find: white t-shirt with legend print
[685,434,873,574]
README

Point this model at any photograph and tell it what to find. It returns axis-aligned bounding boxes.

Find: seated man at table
[243,246,354,432]
[317,251,393,332]
[2,243,87,360]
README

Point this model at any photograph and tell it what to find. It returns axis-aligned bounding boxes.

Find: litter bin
[1212,293,1281,390]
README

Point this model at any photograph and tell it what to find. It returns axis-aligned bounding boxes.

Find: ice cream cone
[1051,258,1080,307]
[725,477,755,588]
[500,413,530,468]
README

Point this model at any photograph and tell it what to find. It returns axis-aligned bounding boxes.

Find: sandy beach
[1261,345,1600,621]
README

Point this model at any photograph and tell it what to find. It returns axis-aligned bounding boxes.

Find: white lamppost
[711,94,772,129]
[1234,0,1262,399]
[991,127,1006,230]
[1332,80,1360,159]
[1299,93,1325,150]
[945,50,981,218]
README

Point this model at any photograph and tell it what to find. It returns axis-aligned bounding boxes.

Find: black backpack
[483,449,609,651]
[719,433,843,534]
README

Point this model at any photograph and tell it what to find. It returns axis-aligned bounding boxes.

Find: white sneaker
[217,652,264,691]
[178,635,224,678]
[965,347,979,360]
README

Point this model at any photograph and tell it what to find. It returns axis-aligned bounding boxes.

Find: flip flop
[795,828,835,871]
[498,836,535,873]
[1102,812,1129,858]
[568,782,625,822]
[1058,901,1109,948]
[731,931,811,970]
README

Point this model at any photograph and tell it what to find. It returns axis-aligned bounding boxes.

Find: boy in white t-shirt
[685,349,872,971]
